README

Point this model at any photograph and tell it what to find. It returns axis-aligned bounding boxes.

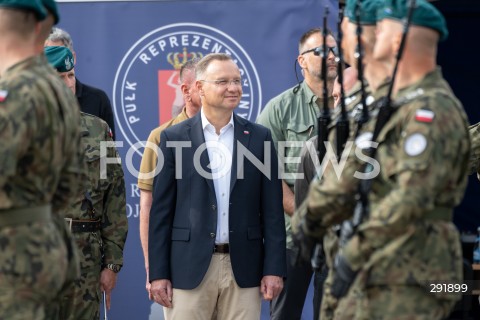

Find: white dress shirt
[201,109,234,244]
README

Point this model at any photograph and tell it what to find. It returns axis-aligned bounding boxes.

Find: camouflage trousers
[59,231,103,320]
[320,228,340,320]
[0,221,68,320]
[59,265,102,320]
[333,283,456,320]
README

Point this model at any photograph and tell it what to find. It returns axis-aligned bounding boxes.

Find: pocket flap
[171,228,190,241]
[84,146,100,162]
[286,122,312,134]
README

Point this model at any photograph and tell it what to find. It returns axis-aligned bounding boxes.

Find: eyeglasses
[301,46,338,57]
[200,79,242,88]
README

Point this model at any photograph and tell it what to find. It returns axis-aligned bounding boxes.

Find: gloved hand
[331,254,357,299]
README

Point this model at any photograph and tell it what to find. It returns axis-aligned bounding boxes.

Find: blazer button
[210,233,216,238]
[212,204,216,210]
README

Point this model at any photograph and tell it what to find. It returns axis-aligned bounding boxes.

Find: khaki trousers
[164,253,262,320]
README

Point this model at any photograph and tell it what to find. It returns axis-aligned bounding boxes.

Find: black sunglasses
[301,46,338,57]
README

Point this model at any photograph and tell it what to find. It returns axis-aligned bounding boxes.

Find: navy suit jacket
[148,112,286,289]
[75,78,115,139]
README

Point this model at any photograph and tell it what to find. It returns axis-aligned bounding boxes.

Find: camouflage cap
[378,0,448,41]
[44,46,74,72]
[41,0,59,24]
[0,0,47,20]
[345,0,383,25]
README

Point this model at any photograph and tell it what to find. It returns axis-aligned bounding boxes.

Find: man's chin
[327,71,338,81]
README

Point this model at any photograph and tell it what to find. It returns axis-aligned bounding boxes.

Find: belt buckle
[64,218,73,231]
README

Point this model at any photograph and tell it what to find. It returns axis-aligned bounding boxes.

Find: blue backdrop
[57,1,338,318]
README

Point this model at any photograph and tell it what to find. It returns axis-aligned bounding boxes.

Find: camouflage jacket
[63,113,128,266]
[292,79,389,233]
[468,122,480,176]
[0,55,85,211]
[299,68,469,297]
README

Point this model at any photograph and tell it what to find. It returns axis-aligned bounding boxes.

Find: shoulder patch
[404,133,427,156]
[0,90,8,102]
[355,132,373,150]
[415,109,435,123]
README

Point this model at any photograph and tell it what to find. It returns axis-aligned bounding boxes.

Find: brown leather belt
[65,218,101,233]
[214,243,229,254]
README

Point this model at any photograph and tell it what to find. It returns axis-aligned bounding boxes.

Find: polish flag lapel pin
[415,109,434,123]
[243,130,250,135]
[0,90,8,102]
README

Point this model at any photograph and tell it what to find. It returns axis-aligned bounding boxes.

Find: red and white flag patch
[415,109,434,123]
[0,90,8,102]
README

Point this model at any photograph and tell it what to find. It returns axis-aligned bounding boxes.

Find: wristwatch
[104,263,122,273]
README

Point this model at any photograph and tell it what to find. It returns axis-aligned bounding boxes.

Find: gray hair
[47,27,74,52]
[179,58,200,83]
[195,53,233,80]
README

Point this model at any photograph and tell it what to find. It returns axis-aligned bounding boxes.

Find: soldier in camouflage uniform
[294,1,391,319]
[45,45,128,319]
[0,1,86,319]
[294,1,470,319]
[35,2,84,319]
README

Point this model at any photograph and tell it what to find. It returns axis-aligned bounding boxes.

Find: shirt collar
[200,108,234,134]
[301,81,319,105]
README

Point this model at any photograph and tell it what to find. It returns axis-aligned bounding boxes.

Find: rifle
[317,5,331,163]
[335,8,349,160]
[353,0,369,139]
[310,5,332,272]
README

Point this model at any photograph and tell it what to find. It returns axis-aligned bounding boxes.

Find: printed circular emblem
[404,133,427,156]
[355,132,373,150]
[113,23,262,155]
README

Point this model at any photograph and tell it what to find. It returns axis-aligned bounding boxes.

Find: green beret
[0,0,47,20]
[41,0,59,24]
[378,0,449,41]
[44,46,74,72]
[345,0,383,25]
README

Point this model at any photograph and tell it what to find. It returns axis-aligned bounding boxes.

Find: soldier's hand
[292,224,316,266]
[331,254,357,299]
[100,268,118,310]
[151,279,173,308]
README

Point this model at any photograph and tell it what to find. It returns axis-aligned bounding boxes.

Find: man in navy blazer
[149,53,286,319]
